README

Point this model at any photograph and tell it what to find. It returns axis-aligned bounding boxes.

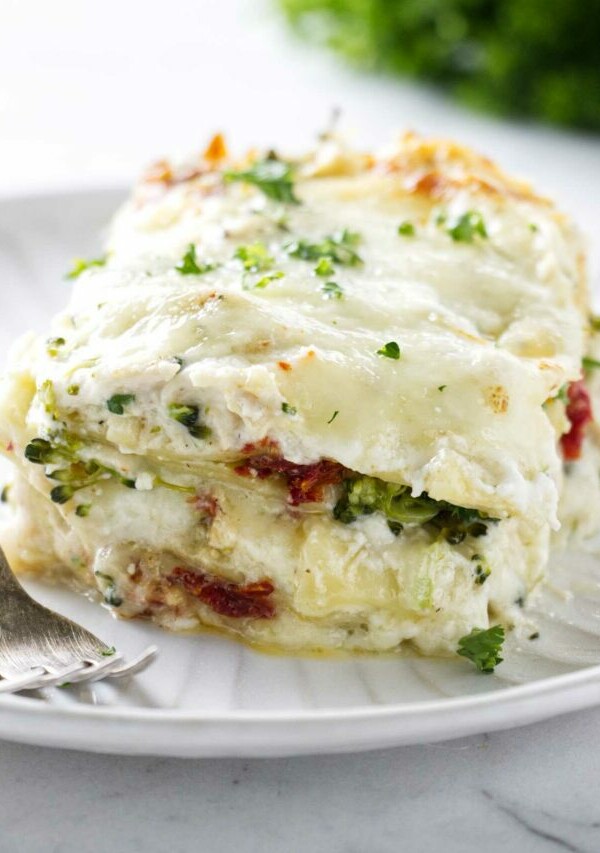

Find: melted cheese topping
[15,136,587,524]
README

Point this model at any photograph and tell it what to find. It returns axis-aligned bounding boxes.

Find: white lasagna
[1,132,598,668]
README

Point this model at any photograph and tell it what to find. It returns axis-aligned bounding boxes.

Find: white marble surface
[1,708,600,853]
[2,0,600,848]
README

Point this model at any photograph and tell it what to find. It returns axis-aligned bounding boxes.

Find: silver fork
[0,545,157,693]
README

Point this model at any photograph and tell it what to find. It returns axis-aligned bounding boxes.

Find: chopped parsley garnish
[106,394,135,415]
[590,315,600,332]
[175,244,217,276]
[314,258,335,277]
[472,555,491,585]
[67,384,80,396]
[529,223,539,232]
[101,646,116,656]
[168,403,211,439]
[94,572,123,608]
[321,281,343,299]
[438,385,447,392]
[446,211,488,243]
[397,221,415,237]
[457,625,505,673]
[327,410,339,424]
[0,485,10,503]
[46,337,66,357]
[334,474,494,542]
[556,384,569,404]
[75,503,91,517]
[377,341,401,360]
[253,271,284,289]
[285,228,362,266]
[281,402,297,415]
[65,256,107,280]
[224,156,300,204]
[234,242,274,272]
[529,632,540,641]
[583,356,600,371]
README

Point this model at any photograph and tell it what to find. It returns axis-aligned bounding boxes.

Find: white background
[1,1,600,850]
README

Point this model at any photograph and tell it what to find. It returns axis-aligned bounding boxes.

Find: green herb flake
[67,384,80,396]
[168,403,212,440]
[398,221,415,237]
[106,394,135,415]
[234,242,274,273]
[224,156,300,204]
[447,211,488,243]
[377,341,401,360]
[314,258,334,277]
[327,410,339,424]
[583,356,600,371]
[590,315,600,332]
[457,625,505,673]
[175,244,217,276]
[321,281,344,300]
[75,503,91,517]
[286,228,362,267]
[168,403,198,428]
[529,223,539,233]
[0,485,10,503]
[253,271,284,290]
[95,572,123,608]
[473,557,491,585]
[281,402,297,415]
[438,385,447,392]
[46,337,66,357]
[100,646,116,657]
[65,256,107,280]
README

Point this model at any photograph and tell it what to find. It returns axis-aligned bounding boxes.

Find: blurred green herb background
[279,0,600,131]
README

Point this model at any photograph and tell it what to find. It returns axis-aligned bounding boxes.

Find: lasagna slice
[0,132,596,661]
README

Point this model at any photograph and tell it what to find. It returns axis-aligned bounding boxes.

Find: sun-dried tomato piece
[234,454,346,505]
[168,566,275,619]
[561,379,593,461]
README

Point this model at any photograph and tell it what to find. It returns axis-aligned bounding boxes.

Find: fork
[0,545,157,693]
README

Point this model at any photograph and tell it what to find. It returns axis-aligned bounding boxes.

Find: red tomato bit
[561,379,593,461]
[168,566,275,619]
[234,455,346,505]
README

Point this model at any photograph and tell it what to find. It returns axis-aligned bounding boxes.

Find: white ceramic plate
[2,188,600,758]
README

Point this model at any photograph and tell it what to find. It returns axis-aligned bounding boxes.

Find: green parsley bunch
[279,0,600,130]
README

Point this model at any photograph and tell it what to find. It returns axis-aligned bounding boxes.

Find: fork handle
[0,546,24,595]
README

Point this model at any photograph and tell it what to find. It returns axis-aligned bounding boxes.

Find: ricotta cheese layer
[0,132,597,663]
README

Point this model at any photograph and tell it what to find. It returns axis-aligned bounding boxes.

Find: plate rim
[1,659,600,721]
[1,662,600,756]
